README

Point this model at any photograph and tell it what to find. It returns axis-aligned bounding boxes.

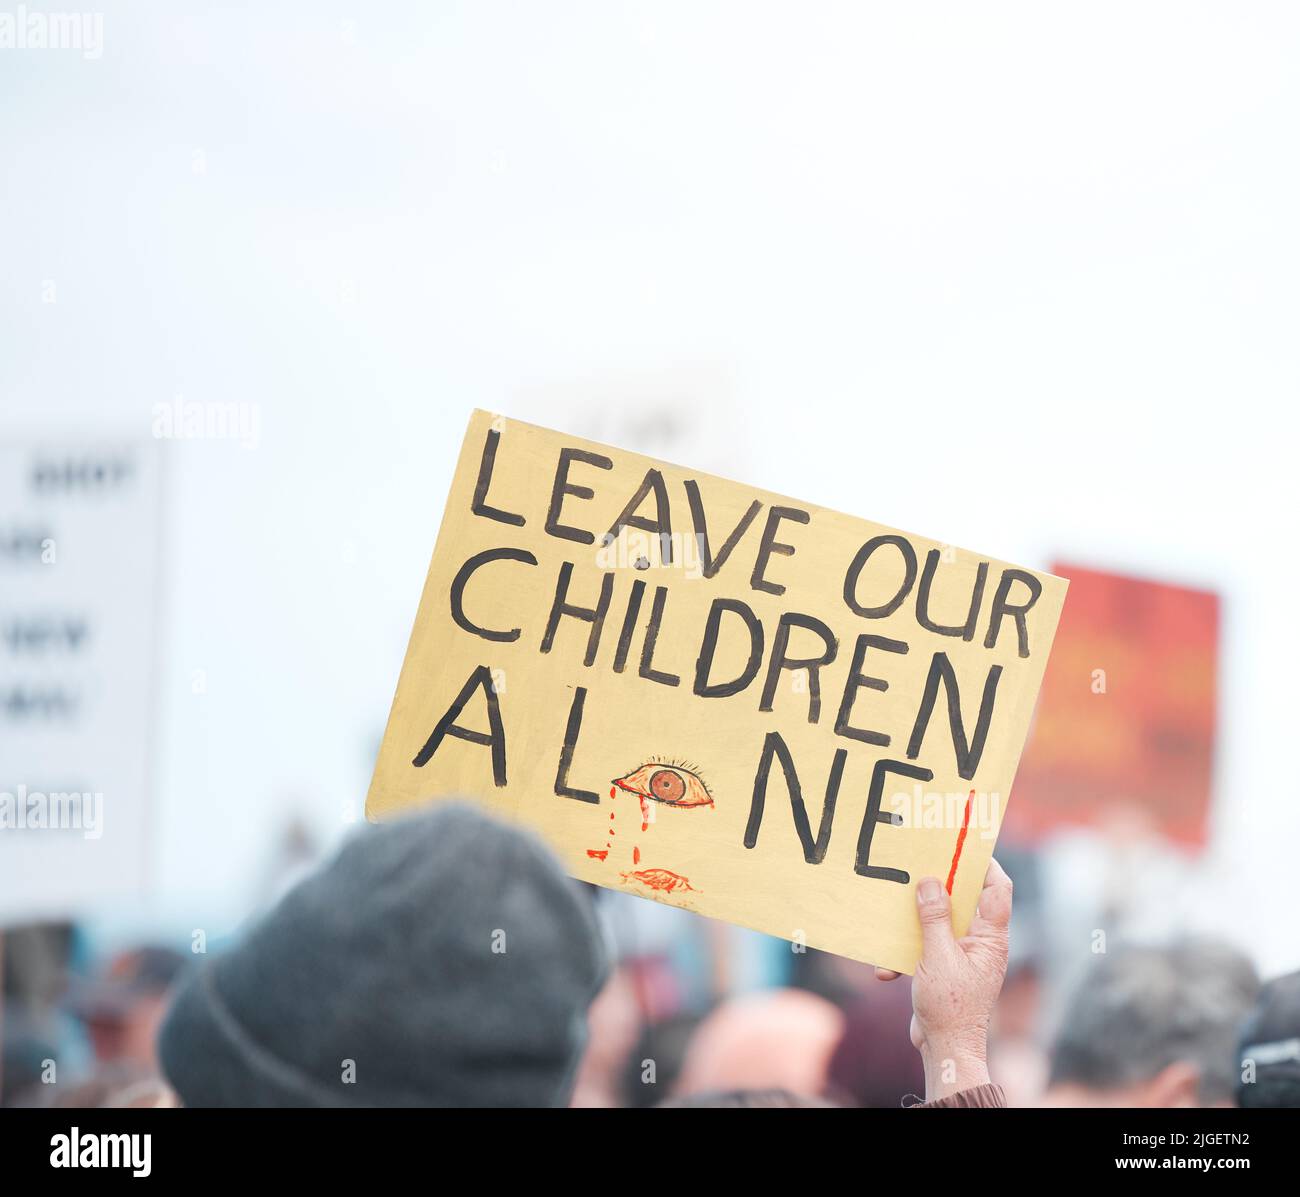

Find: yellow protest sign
[368,411,1066,973]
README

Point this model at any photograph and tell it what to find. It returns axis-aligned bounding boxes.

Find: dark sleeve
[911,1083,1007,1109]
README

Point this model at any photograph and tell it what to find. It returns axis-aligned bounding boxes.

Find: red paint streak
[620,868,695,895]
[639,795,649,832]
[609,786,617,799]
[587,849,609,861]
[633,846,641,865]
[610,811,615,819]
[945,790,975,894]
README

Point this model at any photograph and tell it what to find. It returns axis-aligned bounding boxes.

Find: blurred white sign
[0,441,163,923]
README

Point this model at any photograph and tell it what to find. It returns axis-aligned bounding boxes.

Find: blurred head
[568,966,643,1108]
[1044,938,1259,1108]
[826,980,924,1107]
[988,960,1049,1107]
[1236,970,1300,1108]
[159,803,608,1107]
[673,989,845,1101]
[620,1012,704,1108]
[67,946,187,1070]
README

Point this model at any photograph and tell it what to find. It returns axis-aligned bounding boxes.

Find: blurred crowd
[1,803,1296,1110]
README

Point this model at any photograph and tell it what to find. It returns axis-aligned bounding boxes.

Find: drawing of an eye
[612,760,714,808]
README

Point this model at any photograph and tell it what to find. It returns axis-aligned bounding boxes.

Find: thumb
[915,876,955,958]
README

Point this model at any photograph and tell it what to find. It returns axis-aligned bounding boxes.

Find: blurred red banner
[1006,563,1218,850]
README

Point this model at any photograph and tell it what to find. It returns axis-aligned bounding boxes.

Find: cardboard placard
[367,411,1066,972]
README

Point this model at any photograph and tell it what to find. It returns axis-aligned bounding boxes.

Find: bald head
[673,989,846,1101]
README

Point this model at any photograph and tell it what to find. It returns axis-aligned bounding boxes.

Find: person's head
[826,981,924,1107]
[568,966,644,1108]
[620,1012,705,1108]
[1043,938,1259,1108]
[1236,970,1300,1108]
[159,802,608,1106]
[67,946,187,1070]
[672,989,845,1102]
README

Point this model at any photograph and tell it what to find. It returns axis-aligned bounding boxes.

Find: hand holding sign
[368,412,1065,973]
[876,859,1014,1101]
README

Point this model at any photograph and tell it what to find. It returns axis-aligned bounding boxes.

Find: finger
[915,876,956,957]
[874,967,901,982]
[971,857,1013,933]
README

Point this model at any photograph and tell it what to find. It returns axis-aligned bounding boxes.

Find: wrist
[919,1032,990,1102]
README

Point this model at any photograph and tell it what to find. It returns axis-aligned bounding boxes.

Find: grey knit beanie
[159,802,608,1107]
